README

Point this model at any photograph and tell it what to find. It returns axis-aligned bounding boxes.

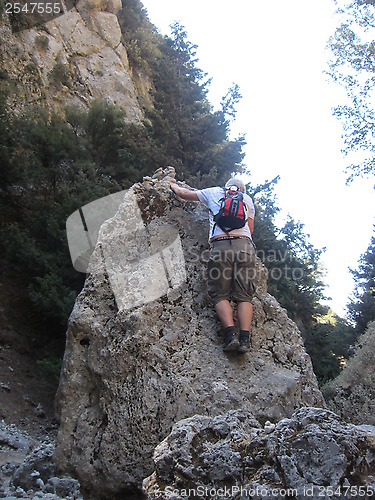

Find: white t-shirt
[196,186,255,241]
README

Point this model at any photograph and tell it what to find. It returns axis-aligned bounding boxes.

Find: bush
[323,321,375,425]
[34,35,49,52]
[37,356,62,380]
[49,61,71,88]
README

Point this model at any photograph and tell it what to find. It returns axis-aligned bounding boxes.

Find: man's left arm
[170,183,199,201]
[247,217,254,234]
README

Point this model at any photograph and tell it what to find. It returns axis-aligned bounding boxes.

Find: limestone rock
[92,12,122,48]
[54,168,324,498]
[0,0,142,117]
[143,407,375,499]
[11,443,56,492]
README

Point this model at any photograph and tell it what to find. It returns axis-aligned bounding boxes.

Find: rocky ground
[0,267,83,499]
[0,346,82,499]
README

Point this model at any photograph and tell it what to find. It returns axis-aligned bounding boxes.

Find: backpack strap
[209,188,226,237]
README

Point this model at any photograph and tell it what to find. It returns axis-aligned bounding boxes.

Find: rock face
[54,168,324,498]
[0,0,142,117]
[143,407,375,499]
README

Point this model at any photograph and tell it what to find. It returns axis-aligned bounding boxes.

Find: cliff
[0,0,142,117]
[54,168,324,498]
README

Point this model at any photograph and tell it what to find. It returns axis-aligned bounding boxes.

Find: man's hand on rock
[170,184,199,202]
[170,183,179,196]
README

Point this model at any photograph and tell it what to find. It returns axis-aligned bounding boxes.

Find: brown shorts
[207,238,256,305]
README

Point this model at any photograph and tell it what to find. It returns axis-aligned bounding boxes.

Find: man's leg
[215,299,234,328]
[237,301,253,353]
[215,299,239,352]
[232,239,256,353]
[208,241,238,351]
[237,301,253,331]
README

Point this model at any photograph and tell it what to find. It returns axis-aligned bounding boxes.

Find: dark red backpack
[213,187,247,235]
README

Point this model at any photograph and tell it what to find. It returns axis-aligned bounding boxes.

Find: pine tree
[348,227,375,332]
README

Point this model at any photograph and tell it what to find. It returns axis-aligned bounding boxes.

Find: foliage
[48,61,71,88]
[34,35,49,51]
[323,320,375,425]
[0,101,143,334]
[37,356,62,380]
[304,313,356,385]
[249,178,327,332]
[118,0,161,75]
[327,0,375,180]
[347,226,375,332]
[146,22,245,183]
[324,0,375,389]
[119,0,245,184]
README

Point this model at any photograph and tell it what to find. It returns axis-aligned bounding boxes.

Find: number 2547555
[5,3,62,14]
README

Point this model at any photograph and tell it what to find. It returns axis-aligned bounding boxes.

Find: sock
[239,329,250,339]
[224,326,236,335]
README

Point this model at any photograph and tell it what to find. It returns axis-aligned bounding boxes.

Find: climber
[170,178,256,353]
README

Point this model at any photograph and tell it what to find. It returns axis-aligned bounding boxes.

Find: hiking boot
[238,330,250,353]
[223,327,240,352]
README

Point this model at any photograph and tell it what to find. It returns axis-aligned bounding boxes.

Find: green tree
[304,312,356,386]
[118,0,161,75]
[0,105,119,333]
[304,322,342,385]
[118,1,246,185]
[147,22,245,183]
[347,226,375,332]
[327,0,375,180]
[249,178,327,332]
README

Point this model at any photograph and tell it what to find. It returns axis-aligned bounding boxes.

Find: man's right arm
[170,183,199,201]
[245,194,255,235]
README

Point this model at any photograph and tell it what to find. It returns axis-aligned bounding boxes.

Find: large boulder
[54,168,324,498]
[143,407,375,499]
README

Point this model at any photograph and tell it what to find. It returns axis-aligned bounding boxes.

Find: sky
[141,0,375,316]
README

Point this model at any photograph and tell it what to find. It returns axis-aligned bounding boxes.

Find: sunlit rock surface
[0,0,142,116]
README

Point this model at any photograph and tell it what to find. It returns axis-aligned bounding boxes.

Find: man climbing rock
[170,178,256,353]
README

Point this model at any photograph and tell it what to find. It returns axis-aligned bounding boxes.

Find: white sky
[141,0,375,316]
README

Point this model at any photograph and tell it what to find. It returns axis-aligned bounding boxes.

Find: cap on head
[225,177,245,192]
